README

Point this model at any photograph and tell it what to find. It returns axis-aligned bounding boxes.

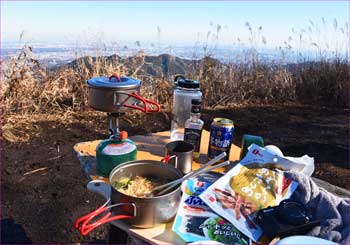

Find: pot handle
[124,92,160,113]
[74,202,136,236]
[109,74,122,82]
[87,180,111,201]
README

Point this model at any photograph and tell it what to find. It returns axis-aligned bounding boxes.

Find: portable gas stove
[86,74,160,177]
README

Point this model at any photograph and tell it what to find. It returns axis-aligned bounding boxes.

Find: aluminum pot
[75,160,183,235]
[87,74,160,113]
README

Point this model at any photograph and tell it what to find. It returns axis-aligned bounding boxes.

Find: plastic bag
[241,144,314,177]
[200,163,298,242]
[172,172,250,245]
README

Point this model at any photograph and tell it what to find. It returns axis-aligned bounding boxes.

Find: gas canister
[96,132,137,177]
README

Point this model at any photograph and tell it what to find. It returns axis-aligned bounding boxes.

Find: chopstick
[156,160,231,196]
[152,152,227,194]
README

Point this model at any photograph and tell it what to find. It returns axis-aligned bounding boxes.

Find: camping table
[74,130,240,244]
[74,130,350,244]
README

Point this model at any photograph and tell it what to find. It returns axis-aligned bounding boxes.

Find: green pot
[96,138,137,177]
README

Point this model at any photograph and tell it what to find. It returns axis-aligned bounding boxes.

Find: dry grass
[189,57,297,107]
[295,60,349,105]
[1,19,349,116]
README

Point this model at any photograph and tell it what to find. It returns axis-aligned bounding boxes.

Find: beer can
[207,118,234,161]
[239,134,264,160]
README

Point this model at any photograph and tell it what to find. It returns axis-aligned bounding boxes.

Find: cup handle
[161,155,178,168]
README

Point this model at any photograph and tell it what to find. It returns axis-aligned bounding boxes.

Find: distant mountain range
[54,52,344,80]
[3,43,346,74]
[3,44,346,81]
[62,52,339,78]
[1,44,315,70]
[60,53,206,77]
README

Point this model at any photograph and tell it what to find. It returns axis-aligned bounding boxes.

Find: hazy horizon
[1,1,349,68]
[2,1,349,49]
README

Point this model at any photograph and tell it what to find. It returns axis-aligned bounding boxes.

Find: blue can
[207,118,234,161]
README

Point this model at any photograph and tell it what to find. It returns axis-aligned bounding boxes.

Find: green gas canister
[96,131,137,177]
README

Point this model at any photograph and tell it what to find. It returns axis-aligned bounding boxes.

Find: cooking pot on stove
[87,74,160,113]
[74,160,183,235]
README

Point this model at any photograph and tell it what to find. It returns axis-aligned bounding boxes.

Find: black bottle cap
[191,99,202,105]
[191,99,201,113]
[175,75,200,89]
[178,79,200,89]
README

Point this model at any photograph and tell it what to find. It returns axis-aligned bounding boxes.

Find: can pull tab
[109,73,122,82]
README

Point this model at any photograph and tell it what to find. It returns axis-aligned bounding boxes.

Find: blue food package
[172,172,250,245]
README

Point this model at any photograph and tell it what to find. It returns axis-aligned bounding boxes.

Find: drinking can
[207,118,234,161]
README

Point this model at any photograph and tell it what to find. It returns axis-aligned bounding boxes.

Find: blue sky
[1,1,349,49]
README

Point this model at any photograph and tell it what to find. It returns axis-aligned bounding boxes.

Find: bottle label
[184,128,202,152]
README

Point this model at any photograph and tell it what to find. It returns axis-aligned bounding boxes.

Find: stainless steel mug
[162,141,194,174]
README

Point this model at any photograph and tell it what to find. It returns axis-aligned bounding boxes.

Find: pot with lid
[87,74,160,113]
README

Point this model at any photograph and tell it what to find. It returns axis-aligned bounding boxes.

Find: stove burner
[108,112,125,140]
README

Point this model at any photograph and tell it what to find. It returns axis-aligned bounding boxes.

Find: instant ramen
[114,176,166,198]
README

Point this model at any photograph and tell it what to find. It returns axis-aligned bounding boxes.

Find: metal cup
[162,141,194,174]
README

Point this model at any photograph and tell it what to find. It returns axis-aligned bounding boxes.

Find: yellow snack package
[200,164,298,242]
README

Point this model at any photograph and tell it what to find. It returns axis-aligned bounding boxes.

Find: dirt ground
[1,104,349,243]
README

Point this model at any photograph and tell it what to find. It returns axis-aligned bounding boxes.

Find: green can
[239,134,264,160]
[96,139,137,177]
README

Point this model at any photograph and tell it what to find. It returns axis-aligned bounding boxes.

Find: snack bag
[199,164,298,242]
[172,172,250,245]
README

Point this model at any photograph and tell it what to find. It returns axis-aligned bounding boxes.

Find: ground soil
[1,104,349,244]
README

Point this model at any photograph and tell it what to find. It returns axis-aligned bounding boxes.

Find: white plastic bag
[241,144,315,177]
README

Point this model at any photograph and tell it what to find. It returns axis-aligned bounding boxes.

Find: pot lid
[87,75,141,89]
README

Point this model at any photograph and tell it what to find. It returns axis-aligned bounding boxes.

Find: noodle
[114,176,166,198]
